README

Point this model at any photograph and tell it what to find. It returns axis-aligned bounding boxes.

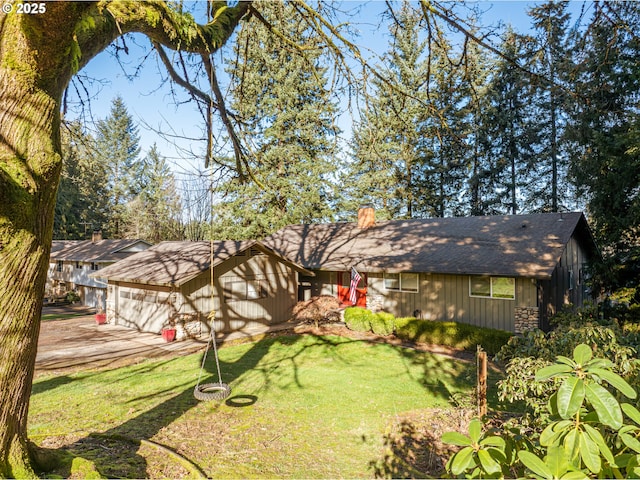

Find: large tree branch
[74,1,251,72]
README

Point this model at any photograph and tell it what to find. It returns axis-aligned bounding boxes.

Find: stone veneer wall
[515,306,539,333]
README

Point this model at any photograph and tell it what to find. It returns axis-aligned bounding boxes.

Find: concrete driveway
[36,307,297,375]
[36,312,207,374]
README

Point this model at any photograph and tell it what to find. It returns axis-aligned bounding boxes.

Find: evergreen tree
[463,32,494,216]
[122,144,182,242]
[476,29,539,214]
[95,96,142,238]
[566,2,640,289]
[54,121,108,239]
[416,32,472,217]
[349,4,428,219]
[215,1,340,239]
[526,0,574,212]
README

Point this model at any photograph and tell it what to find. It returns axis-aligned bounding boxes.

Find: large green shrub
[344,310,512,354]
[496,310,640,421]
[370,311,395,336]
[443,343,640,479]
[394,318,511,355]
[343,307,373,332]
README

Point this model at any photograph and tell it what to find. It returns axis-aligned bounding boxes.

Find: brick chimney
[357,205,375,229]
[91,230,102,243]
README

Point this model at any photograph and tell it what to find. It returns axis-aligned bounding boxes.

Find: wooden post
[477,345,487,417]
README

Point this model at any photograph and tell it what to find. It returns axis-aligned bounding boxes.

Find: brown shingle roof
[50,239,151,262]
[93,240,313,287]
[263,212,597,279]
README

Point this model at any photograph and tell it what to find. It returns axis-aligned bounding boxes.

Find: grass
[29,334,504,478]
[41,312,89,321]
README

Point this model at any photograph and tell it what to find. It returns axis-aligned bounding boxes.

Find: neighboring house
[47,232,151,310]
[263,208,600,333]
[92,240,312,336]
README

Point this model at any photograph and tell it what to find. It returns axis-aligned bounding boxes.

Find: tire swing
[194,313,231,401]
[194,241,231,402]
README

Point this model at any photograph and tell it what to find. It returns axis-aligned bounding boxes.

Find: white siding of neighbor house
[47,261,112,305]
[108,249,298,335]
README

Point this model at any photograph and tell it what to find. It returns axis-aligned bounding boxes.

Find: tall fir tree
[213,1,340,240]
[526,0,574,212]
[122,144,183,243]
[475,29,539,214]
[463,30,494,216]
[349,4,429,219]
[54,121,109,239]
[416,32,472,217]
[566,2,640,289]
[95,96,142,238]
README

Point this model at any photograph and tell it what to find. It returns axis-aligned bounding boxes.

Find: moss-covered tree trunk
[0,4,84,476]
[0,2,248,475]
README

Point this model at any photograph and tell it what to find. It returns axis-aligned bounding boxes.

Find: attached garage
[95,240,313,337]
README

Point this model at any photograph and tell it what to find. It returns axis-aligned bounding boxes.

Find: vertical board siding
[110,250,299,334]
[213,251,297,333]
[317,270,538,332]
[544,234,591,324]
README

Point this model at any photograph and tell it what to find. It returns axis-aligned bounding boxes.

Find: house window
[384,273,419,292]
[224,279,268,302]
[91,262,99,271]
[56,260,63,272]
[75,261,82,269]
[469,276,515,300]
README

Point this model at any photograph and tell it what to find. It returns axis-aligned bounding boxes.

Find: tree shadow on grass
[369,409,474,479]
[30,375,75,396]
[34,333,489,478]
[35,333,353,478]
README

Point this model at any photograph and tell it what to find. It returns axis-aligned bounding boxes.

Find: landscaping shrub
[495,307,640,422]
[66,290,81,303]
[344,307,373,332]
[371,311,395,336]
[443,343,640,479]
[394,318,511,355]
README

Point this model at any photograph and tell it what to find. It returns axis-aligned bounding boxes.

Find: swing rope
[193,185,231,401]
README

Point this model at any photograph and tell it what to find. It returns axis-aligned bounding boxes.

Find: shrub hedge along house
[264,209,599,333]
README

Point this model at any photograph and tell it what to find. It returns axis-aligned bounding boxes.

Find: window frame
[224,279,269,302]
[469,276,515,300]
[384,273,419,293]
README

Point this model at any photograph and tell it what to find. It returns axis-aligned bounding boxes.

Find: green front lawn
[30,334,503,478]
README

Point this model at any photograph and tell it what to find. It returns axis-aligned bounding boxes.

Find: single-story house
[263,208,599,333]
[47,231,151,310]
[92,240,313,336]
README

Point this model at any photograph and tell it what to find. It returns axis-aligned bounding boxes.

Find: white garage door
[117,288,172,333]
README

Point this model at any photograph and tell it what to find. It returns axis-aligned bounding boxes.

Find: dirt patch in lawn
[370,408,475,478]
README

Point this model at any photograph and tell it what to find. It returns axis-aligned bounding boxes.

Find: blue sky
[67,1,593,177]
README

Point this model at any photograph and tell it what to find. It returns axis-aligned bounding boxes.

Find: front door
[337,271,367,307]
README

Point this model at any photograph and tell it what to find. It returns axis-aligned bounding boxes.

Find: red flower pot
[95,313,107,325]
[162,328,176,342]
